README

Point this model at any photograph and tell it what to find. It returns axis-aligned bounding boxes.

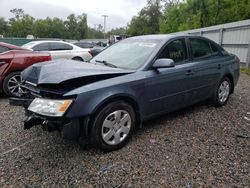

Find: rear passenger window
[158,39,187,63]
[190,38,212,59]
[50,42,73,51]
[33,43,49,51]
[210,42,221,56]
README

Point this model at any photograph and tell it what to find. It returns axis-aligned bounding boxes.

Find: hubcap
[218,80,230,103]
[7,75,26,97]
[101,110,131,145]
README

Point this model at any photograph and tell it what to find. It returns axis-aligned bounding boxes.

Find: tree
[159,0,250,34]
[65,14,78,39]
[9,9,34,37]
[127,0,162,36]
[107,27,127,36]
[46,17,68,38]
[88,27,104,39]
[10,8,24,20]
[32,19,50,38]
[0,17,9,36]
[77,13,88,40]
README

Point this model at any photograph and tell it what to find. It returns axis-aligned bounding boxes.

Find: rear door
[49,42,73,59]
[187,37,224,102]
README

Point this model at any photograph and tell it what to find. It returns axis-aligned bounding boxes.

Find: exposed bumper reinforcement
[9,97,32,108]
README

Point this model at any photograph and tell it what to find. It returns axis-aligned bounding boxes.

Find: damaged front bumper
[9,97,89,141]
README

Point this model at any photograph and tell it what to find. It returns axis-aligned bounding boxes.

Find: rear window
[189,38,212,59]
[33,43,49,51]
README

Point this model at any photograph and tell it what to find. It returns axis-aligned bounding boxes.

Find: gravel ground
[0,74,250,187]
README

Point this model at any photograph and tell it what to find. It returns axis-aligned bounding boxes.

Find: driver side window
[158,39,187,63]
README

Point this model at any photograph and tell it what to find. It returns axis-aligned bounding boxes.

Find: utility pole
[94,24,98,30]
[102,15,108,39]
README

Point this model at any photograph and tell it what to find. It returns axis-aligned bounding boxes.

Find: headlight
[28,98,73,117]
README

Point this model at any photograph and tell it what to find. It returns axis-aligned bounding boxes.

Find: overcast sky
[0,0,147,31]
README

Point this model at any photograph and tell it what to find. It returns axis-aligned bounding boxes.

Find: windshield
[90,39,160,69]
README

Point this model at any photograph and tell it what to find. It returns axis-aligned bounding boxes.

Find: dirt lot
[0,74,250,187]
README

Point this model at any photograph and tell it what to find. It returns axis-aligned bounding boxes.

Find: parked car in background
[10,34,240,151]
[0,42,51,97]
[74,41,107,57]
[89,46,106,57]
[73,42,96,49]
[22,41,92,62]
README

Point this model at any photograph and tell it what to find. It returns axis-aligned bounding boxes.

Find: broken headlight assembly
[28,98,73,117]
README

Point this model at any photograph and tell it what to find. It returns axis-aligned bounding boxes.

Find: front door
[144,38,196,117]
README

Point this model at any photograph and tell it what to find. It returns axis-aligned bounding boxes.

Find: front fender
[65,86,139,118]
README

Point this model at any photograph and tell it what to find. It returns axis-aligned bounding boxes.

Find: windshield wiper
[95,60,117,68]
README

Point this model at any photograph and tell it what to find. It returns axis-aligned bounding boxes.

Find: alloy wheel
[7,74,26,97]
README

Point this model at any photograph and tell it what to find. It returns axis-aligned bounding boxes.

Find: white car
[22,41,92,61]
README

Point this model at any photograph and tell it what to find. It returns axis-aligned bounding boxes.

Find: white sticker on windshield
[138,43,157,47]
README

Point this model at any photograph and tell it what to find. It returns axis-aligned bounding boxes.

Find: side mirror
[153,58,175,69]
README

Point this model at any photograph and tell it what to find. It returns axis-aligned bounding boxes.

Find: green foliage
[127,0,162,36]
[88,27,104,39]
[0,8,100,40]
[126,0,250,36]
[240,67,250,76]
[9,14,35,37]
[107,27,127,36]
[159,0,250,34]
[0,17,9,36]
[77,14,88,40]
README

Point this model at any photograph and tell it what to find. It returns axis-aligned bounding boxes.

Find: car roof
[25,40,69,44]
[0,42,27,50]
[127,34,199,41]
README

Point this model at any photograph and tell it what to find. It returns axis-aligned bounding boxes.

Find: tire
[89,101,136,151]
[211,77,232,107]
[72,57,83,61]
[3,71,26,97]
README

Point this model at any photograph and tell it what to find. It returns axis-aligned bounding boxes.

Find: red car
[0,42,51,97]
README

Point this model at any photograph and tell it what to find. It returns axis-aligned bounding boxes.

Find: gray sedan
[11,34,240,151]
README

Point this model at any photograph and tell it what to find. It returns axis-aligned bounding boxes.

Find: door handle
[185,70,194,76]
[0,61,6,65]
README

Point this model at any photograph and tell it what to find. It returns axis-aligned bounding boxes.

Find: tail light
[88,50,93,57]
[47,55,52,61]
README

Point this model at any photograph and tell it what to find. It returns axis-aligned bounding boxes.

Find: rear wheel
[3,71,27,97]
[72,57,83,61]
[89,101,136,151]
[211,77,231,107]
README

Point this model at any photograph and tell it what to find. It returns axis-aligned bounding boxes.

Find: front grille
[24,82,65,99]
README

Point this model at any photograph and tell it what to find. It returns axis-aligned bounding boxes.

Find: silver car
[22,41,92,61]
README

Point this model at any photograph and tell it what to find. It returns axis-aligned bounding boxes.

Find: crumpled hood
[22,59,134,85]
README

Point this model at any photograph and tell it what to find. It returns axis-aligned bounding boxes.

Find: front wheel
[3,72,27,97]
[89,101,136,151]
[211,77,232,107]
